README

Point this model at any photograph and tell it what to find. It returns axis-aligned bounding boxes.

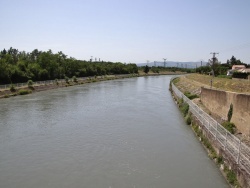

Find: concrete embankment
[170,79,250,188]
[201,87,250,136]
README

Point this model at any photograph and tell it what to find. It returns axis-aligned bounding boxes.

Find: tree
[0,47,140,84]
[144,65,149,74]
[228,56,245,66]
[227,103,233,122]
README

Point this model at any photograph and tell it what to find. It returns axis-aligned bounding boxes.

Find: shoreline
[0,72,185,100]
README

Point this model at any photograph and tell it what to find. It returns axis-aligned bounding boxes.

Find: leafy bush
[232,72,249,79]
[222,121,236,134]
[180,102,189,117]
[27,80,34,89]
[10,84,16,92]
[177,97,183,105]
[185,114,191,125]
[144,65,150,74]
[55,79,59,85]
[184,91,199,100]
[65,76,69,84]
[4,94,9,98]
[151,67,160,73]
[227,103,233,122]
[217,156,223,165]
[19,89,31,95]
[72,76,77,83]
[227,170,237,185]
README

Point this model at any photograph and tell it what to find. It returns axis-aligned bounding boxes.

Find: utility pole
[210,52,219,64]
[201,61,202,67]
[163,58,167,68]
[154,61,156,67]
[210,52,219,76]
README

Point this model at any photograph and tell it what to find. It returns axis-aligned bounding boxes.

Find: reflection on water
[0,76,228,188]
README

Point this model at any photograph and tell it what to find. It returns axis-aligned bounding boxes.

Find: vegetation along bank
[170,77,250,188]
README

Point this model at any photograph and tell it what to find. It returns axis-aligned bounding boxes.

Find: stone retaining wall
[200,87,250,136]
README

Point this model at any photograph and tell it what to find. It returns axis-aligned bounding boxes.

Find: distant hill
[137,61,208,69]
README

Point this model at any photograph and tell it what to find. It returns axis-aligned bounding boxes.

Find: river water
[0,76,228,188]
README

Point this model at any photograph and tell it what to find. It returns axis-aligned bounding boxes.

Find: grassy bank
[0,75,138,99]
[184,74,250,93]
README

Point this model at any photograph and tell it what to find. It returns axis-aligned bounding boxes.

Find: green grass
[184,91,199,100]
[222,121,236,134]
[180,102,189,117]
[217,75,232,79]
[19,89,32,95]
[4,94,9,98]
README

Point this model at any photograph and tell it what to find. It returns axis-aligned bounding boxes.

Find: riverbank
[0,75,130,99]
[170,79,250,188]
[173,74,250,142]
[0,72,185,99]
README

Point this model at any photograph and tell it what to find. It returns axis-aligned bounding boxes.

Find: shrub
[72,76,77,83]
[65,76,69,84]
[27,80,34,90]
[227,170,237,185]
[232,72,249,79]
[10,84,16,92]
[19,89,31,95]
[184,91,199,100]
[180,102,189,117]
[4,94,9,98]
[227,103,233,122]
[55,79,59,85]
[177,97,184,105]
[185,114,191,125]
[27,80,33,87]
[222,121,236,134]
[217,156,223,165]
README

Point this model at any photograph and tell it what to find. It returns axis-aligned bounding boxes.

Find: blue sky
[1,0,250,64]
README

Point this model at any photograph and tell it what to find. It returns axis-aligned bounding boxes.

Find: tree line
[140,65,195,74]
[196,56,250,77]
[0,48,138,84]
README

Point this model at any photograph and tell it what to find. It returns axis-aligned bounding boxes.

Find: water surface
[0,76,228,188]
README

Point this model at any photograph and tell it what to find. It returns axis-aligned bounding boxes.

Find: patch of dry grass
[185,74,250,93]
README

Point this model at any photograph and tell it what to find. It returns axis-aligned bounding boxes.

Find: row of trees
[196,56,250,76]
[0,48,138,84]
[141,65,195,74]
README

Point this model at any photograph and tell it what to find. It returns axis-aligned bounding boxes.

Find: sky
[0,0,250,64]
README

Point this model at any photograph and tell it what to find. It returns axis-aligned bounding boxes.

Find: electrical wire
[219,42,250,53]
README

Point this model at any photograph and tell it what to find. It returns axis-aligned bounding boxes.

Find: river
[0,75,228,188]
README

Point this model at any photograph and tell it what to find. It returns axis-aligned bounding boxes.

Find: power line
[219,42,250,53]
